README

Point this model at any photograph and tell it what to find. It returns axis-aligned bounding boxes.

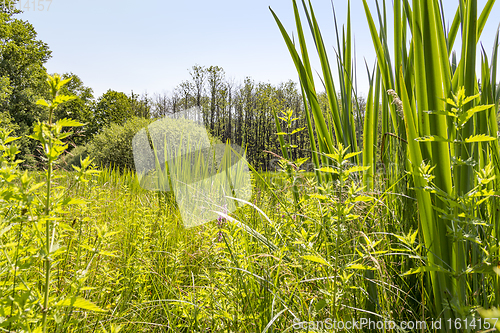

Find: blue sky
[18,0,499,99]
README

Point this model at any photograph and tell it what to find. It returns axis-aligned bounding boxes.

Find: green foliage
[86,116,153,171]
[272,0,500,329]
[89,90,136,136]
[0,6,51,164]
[52,73,95,144]
[0,73,102,332]
[60,145,89,170]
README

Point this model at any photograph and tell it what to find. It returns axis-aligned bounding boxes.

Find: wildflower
[216,204,228,242]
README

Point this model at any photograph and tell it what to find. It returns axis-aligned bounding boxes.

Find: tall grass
[271,0,500,328]
[2,1,500,332]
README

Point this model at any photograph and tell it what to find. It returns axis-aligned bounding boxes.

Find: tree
[130,91,152,119]
[90,90,134,135]
[206,66,225,132]
[0,2,51,165]
[178,80,193,111]
[190,64,206,108]
[152,92,169,117]
[0,7,51,125]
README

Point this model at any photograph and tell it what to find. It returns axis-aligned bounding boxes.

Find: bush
[59,145,89,170]
[86,115,224,172]
[86,116,153,171]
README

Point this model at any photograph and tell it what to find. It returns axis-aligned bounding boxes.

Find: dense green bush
[85,116,153,170]
[85,115,224,172]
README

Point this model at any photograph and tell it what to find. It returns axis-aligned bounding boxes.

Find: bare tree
[152,92,170,117]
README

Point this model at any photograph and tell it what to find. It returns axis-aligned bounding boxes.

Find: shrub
[59,144,89,170]
[86,116,153,171]
[87,114,224,172]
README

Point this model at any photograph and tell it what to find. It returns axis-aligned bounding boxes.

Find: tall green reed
[272,0,500,327]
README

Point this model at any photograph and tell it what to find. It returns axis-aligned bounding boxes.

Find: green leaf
[457,104,494,127]
[59,223,76,233]
[57,296,106,312]
[402,265,452,276]
[4,136,21,144]
[409,229,418,245]
[28,182,45,193]
[463,134,496,143]
[317,167,337,174]
[309,193,327,200]
[53,95,76,106]
[462,93,481,105]
[0,225,12,238]
[57,118,84,127]
[302,255,329,265]
[61,198,86,206]
[344,151,362,160]
[352,195,374,203]
[294,157,309,167]
[345,166,370,174]
[424,109,456,117]
[36,99,50,107]
[315,299,327,311]
[291,127,306,134]
[345,263,375,271]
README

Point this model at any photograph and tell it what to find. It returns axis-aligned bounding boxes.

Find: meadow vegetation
[1,0,500,332]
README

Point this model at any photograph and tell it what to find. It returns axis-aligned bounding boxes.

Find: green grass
[2,0,500,332]
[2,149,500,332]
[1,161,426,332]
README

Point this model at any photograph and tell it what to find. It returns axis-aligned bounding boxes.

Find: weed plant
[2,0,500,332]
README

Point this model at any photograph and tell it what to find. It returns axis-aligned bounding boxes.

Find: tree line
[0,3,365,170]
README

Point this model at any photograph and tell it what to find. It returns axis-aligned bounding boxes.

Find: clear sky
[17,0,499,99]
